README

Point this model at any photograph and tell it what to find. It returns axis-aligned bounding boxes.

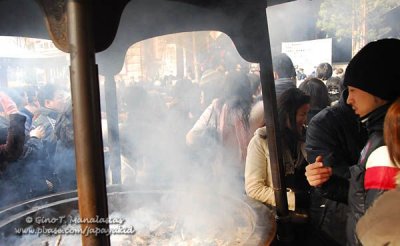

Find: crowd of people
[187,38,400,245]
[188,39,400,245]
[0,38,399,245]
[0,84,74,207]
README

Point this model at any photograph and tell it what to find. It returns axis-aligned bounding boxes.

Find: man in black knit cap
[305,38,400,246]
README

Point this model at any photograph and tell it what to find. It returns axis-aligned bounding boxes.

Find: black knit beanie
[343,38,400,101]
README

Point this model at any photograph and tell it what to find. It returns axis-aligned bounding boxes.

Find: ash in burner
[113,206,252,245]
[8,210,251,245]
[6,192,255,245]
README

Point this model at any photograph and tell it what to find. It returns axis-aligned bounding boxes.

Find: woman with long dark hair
[245,88,310,210]
[298,77,330,123]
[186,70,253,189]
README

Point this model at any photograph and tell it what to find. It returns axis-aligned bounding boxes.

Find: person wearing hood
[305,38,400,245]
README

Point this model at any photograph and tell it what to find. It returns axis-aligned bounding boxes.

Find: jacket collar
[39,107,60,120]
[361,103,391,134]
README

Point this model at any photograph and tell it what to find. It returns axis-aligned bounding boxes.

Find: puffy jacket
[347,103,400,246]
[305,90,367,245]
[245,126,309,211]
[356,175,400,246]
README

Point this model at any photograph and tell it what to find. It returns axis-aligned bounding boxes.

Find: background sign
[282,38,332,77]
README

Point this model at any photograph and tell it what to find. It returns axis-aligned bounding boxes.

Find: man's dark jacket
[305,89,367,245]
[275,78,295,98]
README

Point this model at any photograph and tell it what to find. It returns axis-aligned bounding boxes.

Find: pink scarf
[217,103,250,163]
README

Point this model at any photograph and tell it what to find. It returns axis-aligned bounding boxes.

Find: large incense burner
[0,187,275,245]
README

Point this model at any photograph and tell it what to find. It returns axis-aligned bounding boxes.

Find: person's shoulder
[366,145,395,169]
[254,126,267,139]
[356,189,400,246]
[248,126,268,154]
[308,107,335,128]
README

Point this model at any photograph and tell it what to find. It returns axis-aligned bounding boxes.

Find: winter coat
[356,174,400,246]
[347,103,400,246]
[32,107,60,160]
[274,78,296,99]
[245,126,308,211]
[33,107,59,138]
[52,105,76,191]
[0,114,26,170]
[0,135,52,207]
[305,90,367,245]
[19,107,35,135]
[52,140,76,191]
[0,113,26,207]
[3,107,65,204]
[306,107,324,124]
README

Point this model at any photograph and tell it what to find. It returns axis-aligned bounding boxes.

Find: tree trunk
[352,0,367,56]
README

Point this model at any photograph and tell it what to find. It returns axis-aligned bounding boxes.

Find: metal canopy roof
[1,0,294,73]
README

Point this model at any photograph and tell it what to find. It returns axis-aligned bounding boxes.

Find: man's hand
[305,156,332,187]
[29,125,45,139]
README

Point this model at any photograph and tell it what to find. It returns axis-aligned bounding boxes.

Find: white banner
[282,38,332,76]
